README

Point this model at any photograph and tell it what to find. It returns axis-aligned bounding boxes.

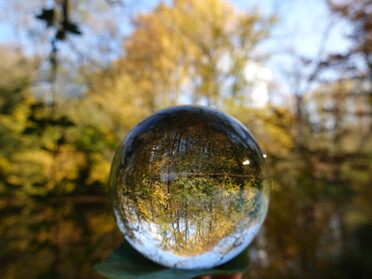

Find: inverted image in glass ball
[110,106,270,270]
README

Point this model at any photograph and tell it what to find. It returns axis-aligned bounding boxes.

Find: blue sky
[0,0,351,55]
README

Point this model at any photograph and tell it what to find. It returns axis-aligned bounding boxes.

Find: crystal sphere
[110,106,269,269]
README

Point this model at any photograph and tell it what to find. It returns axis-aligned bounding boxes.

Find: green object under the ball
[94,241,249,279]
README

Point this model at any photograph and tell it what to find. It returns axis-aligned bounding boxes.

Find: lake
[1,189,371,278]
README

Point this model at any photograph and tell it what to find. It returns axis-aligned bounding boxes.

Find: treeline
[0,0,370,200]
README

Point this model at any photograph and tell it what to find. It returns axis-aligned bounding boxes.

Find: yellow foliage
[85,153,111,185]
[121,0,275,108]
[54,145,86,181]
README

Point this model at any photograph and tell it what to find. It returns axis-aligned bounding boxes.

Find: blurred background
[0,0,371,278]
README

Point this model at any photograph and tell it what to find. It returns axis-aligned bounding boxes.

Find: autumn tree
[120,0,275,110]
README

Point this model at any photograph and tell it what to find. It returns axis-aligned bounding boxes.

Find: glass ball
[109,106,270,270]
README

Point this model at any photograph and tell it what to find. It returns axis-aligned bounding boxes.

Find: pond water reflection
[0,197,121,279]
[1,187,372,278]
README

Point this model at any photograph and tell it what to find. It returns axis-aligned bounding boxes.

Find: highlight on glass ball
[109,105,270,270]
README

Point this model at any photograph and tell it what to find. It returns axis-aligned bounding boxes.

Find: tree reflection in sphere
[109,106,270,269]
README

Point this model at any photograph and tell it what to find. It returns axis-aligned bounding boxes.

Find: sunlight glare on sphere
[109,106,270,270]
